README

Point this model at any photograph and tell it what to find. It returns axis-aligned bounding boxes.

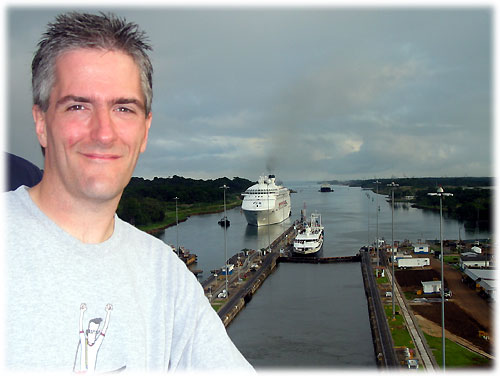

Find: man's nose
[90,107,118,145]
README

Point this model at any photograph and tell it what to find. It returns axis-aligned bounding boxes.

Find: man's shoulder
[113,217,192,277]
[3,186,30,214]
[114,216,173,252]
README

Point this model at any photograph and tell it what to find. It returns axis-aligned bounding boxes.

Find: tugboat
[218,216,230,227]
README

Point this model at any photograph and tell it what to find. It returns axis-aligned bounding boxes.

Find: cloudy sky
[5,4,493,182]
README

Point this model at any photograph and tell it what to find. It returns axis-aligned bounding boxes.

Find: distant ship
[319,183,333,192]
[293,212,324,256]
[241,175,291,226]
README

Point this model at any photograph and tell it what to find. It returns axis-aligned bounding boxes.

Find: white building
[463,267,496,301]
[414,244,430,254]
[421,280,442,294]
[460,253,492,269]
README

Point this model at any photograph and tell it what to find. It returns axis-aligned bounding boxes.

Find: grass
[404,291,419,301]
[376,274,389,284]
[211,303,223,312]
[137,199,242,232]
[384,305,414,348]
[423,333,491,368]
[443,255,460,263]
[380,287,491,369]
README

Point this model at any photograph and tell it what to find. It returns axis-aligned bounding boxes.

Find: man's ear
[32,105,48,149]
[140,112,152,154]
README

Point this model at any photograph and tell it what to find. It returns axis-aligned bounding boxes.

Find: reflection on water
[244,218,293,251]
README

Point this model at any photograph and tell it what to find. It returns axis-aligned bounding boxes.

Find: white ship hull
[242,202,290,226]
[293,237,323,256]
[241,175,291,226]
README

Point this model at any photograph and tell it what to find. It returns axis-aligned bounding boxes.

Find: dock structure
[278,255,360,264]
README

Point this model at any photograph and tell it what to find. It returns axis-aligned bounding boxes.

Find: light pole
[387,181,399,319]
[366,192,371,247]
[428,186,453,370]
[267,180,271,253]
[220,184,229,297]
[174,197,179,256]
[374,180,381,268]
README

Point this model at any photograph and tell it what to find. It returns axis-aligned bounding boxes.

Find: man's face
[87,321,100,344]
[33,48,152,203]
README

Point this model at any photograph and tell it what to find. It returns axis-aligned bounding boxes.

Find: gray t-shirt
[4,186,253,372]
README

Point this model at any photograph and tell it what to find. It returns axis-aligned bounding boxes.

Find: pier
[278,255,360,264]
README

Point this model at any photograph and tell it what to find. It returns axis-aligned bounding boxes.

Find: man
[77,303,113,373]
[4,12,253,372]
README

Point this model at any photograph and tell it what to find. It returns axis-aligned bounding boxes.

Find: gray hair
[32,12,153,116]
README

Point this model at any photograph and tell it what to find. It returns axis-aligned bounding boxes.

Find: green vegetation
[135,199,242,232]
[443,255,460,263]
[384,305,414,348]
[117,175,254,229]
[211,302,223,312]
[376,274,389,284]
[404,291,419,301]
[423,333,491,368]
[348,177,492,192]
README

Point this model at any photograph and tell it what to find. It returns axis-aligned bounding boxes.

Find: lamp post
[174,197,179,256]
[267,179,271,253]
[374,180,381,268]
[366,192,371,247]
[220,184,229,297]
[428,186,453,370]
[387,181,399,319]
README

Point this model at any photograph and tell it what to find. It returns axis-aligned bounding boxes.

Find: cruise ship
[241,175,291,226]
[293,212,324,256]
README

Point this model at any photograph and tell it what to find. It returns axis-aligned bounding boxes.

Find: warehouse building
[462,267,496,301]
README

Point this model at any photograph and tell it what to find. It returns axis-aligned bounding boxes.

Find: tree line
[345,177,492,231]
[117,175,254,226]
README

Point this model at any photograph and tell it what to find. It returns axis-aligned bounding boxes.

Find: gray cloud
[5,7,492,182]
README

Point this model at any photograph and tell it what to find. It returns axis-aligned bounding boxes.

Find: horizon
[128,174,493,184]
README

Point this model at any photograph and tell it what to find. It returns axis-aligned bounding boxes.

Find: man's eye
[67,104,86,111]
[116,107,134,113]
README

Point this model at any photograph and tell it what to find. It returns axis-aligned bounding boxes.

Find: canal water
[159,181,490,369]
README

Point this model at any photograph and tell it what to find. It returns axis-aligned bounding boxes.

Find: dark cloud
[6,7,492,181]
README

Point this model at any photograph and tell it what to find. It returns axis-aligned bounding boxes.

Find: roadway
[361,251,399,368]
